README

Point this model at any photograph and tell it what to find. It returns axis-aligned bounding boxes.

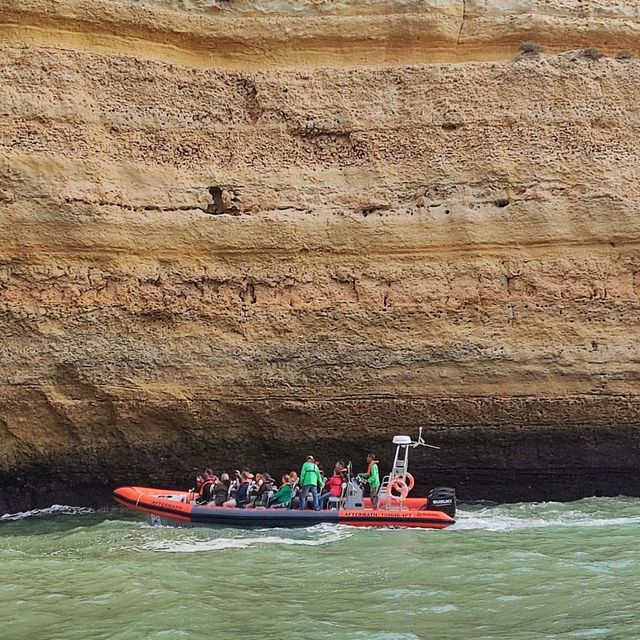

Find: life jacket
[365,460,380,490]
[326,475,343,497]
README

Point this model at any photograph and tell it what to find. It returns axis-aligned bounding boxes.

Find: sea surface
[1,497,639,640]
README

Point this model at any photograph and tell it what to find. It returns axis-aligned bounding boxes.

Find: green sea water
[1,497,639,640]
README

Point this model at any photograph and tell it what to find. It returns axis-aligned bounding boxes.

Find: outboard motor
[425,487,456,517]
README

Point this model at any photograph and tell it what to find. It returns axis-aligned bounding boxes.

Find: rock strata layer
[1,0,640,512]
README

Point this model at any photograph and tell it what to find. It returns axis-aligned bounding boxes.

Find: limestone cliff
[1,0,640,512]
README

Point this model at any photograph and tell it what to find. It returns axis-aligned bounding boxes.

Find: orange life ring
[387,478,409,501]
[404,473,415,492]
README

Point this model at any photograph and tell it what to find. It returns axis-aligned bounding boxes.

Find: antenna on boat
[413,426,440,450]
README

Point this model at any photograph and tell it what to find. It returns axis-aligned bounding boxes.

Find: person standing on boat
[359,453,381,509]
[298,455,321,510]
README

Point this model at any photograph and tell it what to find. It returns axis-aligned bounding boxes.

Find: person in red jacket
[319,464,346,509]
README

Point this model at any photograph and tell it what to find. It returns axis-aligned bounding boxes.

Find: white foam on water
[0,504,96,522]
[359,634,422,640]
[453,501,640,532]
[143,522,352,553]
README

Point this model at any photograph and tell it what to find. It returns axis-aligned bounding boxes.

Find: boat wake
[142,523,353,553]
[453,497,640,532]
[138,499,640,553]
[0,504,96,522]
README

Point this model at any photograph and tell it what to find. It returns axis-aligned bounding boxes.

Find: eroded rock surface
[1,0,640,512]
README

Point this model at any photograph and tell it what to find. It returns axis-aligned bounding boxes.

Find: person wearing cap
[298,455,321,510]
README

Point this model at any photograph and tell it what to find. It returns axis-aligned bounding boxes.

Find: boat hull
[113,486,455,529]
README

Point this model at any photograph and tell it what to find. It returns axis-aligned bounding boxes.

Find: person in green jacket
[268,474,294,508]
[299,455,321,510]
[359,453,381,509]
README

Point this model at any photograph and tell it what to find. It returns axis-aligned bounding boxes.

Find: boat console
[336,428,452,513]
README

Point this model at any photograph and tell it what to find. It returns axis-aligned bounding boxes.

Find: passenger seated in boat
[286,472,299,507]
[247,473,263,506]
[212,473,232,506]
[319,464,345,509]
[268,474,294,508]
[226,468,248,502]
[199,469,218,503]
[247,472,262,503]
[224,471,253,508]
[252,474,276,507]
[193,472,206,494]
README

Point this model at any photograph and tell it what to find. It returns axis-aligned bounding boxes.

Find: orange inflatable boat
[113,486,455,529]
[114,432,456,530]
